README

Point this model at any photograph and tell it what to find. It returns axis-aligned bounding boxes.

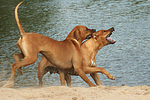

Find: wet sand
[0,85,149,100]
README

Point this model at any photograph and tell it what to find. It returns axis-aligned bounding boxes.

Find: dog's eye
[103,30,106,32]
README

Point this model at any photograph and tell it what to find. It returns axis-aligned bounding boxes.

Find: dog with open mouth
[81,27,116,76]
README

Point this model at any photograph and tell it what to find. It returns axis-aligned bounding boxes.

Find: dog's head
[92,27,116,46]
[66,25,96,43]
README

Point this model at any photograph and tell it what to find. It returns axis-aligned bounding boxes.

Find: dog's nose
[111,27,115,32]
[92,29,96,33]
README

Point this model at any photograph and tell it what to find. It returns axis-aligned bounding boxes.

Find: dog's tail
[15,1,25,36]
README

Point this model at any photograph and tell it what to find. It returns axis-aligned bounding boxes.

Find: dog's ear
[73,30,80,40]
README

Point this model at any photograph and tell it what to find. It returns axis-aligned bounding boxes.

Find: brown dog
[82,27,116,74]
[2,1,96,88]
[38,27,116,87]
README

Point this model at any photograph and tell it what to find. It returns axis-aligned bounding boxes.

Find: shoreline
[0,85,150,100]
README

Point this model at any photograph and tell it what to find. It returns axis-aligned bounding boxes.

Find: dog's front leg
[83,66,115,80]
[59,70,66,86]
[59,70,71,87]
[90,73,102,85]
[75,68,96,87]
[73,53,96,87]
[65,74,71,87]
[90,59,102,85]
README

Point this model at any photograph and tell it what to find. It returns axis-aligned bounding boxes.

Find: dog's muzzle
[92,29,96,33]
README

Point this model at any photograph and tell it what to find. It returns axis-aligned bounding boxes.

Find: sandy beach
[0,85,149,100]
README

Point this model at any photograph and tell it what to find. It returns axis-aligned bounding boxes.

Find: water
[0,0,150,88]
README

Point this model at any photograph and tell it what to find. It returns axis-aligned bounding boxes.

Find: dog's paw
[108,75,115,80]
[2,80,14,88]
[111,76,115,80]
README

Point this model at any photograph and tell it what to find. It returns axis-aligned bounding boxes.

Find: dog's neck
[67,38,81,47]
[89,38,104,54]
[93,38,105,50]
[66,36,83,45]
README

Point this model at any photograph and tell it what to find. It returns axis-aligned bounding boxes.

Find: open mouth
[106,28,116,44]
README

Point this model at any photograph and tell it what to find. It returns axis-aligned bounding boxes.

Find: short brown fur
[2,1,96,88]
[38,28,116,87]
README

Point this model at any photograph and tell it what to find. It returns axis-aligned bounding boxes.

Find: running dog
[2,1,96,88]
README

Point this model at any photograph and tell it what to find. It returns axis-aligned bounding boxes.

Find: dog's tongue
[107,37,116,43]
[107,37,112,41]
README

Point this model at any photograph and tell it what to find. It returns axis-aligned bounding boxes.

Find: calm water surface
[0,0,150,88]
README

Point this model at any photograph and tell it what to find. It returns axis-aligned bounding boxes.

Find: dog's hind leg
[14,53,24,75]
[2,55,38,88]
[38,57,50,87]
